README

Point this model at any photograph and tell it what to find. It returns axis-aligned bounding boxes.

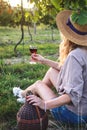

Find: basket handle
[26,91,42,130]
[35,106,42,130]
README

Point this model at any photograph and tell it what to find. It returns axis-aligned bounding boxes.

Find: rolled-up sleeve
[58,53,84,107]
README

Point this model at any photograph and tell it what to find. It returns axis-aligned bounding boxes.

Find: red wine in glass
[30,48,37,54]
[29,46,37,54]
[29,46,37,64]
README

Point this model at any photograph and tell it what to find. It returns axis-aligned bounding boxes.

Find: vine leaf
[71,10,87,25]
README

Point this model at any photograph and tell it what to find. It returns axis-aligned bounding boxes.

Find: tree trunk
[34,22,36,34]
[14,0,24,56]
[14,24,24,56]
[28,23,32,41]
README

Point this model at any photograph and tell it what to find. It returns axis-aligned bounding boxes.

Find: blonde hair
[59,38,80,66]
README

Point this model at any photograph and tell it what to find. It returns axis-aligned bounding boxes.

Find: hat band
[66,18,87,35]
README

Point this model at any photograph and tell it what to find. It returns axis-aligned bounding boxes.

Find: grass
[0,25,60,44]
[0,25,60,58]
[0,43,59,58]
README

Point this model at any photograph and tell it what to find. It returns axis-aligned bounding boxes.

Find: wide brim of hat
[56,10,87,46]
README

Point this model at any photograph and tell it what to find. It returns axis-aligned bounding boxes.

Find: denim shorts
[50,106,87,124]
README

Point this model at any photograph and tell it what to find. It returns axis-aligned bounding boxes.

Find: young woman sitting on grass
[13,10,87,124]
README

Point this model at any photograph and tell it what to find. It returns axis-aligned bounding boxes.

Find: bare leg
[31,80,57,100]
[22,68,59,100]
[42,67,59,88]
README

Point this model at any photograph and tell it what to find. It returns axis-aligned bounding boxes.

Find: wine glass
[29,45,37,54]
[29,45,37,64]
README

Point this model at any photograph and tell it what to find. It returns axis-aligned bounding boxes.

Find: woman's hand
[26,95,45,110]
[31,54,45,64]
[31,53,59,70]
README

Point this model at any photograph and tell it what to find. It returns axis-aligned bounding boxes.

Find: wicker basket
[17,92,48,130]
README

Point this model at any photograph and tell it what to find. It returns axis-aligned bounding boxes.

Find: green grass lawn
[0,26,60,58]
[0,25,60,44]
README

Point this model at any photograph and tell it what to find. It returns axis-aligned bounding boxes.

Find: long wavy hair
[59,36,82,66]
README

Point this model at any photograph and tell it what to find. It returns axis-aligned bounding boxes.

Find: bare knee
[32,80,43,93]
[35,80,42,84]
[34,80,43,89]
[42,67,59,87]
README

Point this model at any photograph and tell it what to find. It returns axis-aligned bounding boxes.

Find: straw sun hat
[56,10,87,46]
